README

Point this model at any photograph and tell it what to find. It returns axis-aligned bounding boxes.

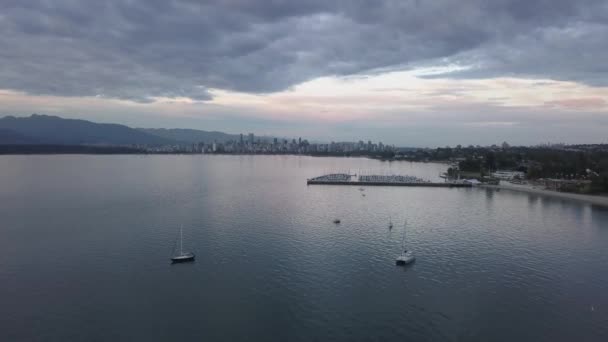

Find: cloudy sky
[1,0,607,146]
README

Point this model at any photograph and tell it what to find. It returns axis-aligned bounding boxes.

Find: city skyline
[0,113,548,151]
[1,1,608,146]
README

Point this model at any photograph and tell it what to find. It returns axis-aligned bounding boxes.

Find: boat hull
[171,253,195,263]
[395,253,415,266]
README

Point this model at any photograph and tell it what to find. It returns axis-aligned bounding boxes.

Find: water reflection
[589,205,608,229]
[485,187,495,200]
[527,194,539,208]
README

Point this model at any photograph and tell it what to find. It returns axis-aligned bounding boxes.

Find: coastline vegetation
[419,145,608,194]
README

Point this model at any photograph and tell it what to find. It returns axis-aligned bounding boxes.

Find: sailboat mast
[180,225,183,255]
[402,220,407,250]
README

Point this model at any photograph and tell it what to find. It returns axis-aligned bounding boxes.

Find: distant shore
[0,146,439,163]
[480,182,608,208]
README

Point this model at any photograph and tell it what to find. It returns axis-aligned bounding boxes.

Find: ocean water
[0,155,607,341]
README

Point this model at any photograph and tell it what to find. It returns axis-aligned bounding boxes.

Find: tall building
[248,133,254,145]
[239,134,244,145]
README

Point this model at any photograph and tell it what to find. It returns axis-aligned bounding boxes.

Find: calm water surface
[1,155,607,341]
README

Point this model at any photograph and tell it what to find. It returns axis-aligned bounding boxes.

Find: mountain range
[138,128,239,144]
[0,114,249,146]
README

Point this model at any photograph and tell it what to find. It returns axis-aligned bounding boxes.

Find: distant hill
[0,128,40,144]
[0,114,284,147]
[139,128,239,144]
[139,128,280,144]
[0,114,175,146]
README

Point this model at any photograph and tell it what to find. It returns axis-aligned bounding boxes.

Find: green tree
[484,151,496,172]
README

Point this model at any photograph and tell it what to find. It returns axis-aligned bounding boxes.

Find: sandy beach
[480,182,608,208]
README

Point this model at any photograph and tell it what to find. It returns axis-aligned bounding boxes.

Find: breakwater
[306,173,472,187]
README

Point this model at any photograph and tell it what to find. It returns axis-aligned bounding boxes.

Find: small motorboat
[333,219,341,224]
[395,250,415,265]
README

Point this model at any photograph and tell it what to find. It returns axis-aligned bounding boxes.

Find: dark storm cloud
[1,0,607,102]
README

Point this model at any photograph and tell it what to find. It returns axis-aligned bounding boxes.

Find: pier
[306,173,472,187]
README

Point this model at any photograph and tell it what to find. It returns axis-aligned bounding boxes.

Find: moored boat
[171,225,195,263]
[395,220,415,266]
[395,250,415,265]
[171,252,195,263]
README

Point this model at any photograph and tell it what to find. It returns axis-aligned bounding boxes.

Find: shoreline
[480,182,608,208]
[0,152,446,164]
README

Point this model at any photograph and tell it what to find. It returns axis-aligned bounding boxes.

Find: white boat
[396,250,415,265]
[171,225,195,263]
[396,220,415,265]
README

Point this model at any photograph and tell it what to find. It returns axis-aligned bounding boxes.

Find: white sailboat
[396,220,415,265]
[171,225,195,263]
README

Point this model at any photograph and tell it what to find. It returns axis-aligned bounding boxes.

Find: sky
[1,0,607,147]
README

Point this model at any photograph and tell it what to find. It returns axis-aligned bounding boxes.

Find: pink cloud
[544,97,607,110]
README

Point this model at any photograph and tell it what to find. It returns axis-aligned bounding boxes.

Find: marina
[307,173,472,187]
